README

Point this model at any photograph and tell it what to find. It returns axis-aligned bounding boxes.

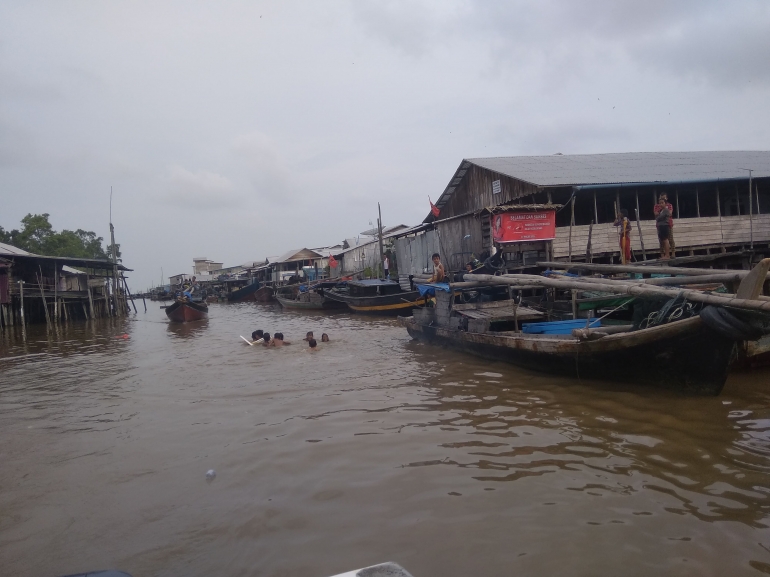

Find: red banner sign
[491,210,556,243]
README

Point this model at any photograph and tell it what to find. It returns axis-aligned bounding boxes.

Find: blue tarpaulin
[416,283,451,297]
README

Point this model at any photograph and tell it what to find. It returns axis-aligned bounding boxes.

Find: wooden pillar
[717,186,726,253]
[757,183,762,216]
[586,222,593,263]
[635,208,646,261]
[695,186,700,218]
[593,191,598,224]
[19,281,26,336]
[736,184,741,216]
[38,266,51,326]
[86,274,95,319]
[54,263,59,321]
[675,189,680,219]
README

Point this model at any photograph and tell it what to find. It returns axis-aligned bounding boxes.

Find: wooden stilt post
[593,191,598,224]
[54,264,59,322]
[635,208,646,261]
[37,267,51,326]
[19,280,26,338]
[122,275,138,314]
[86,274,95,319]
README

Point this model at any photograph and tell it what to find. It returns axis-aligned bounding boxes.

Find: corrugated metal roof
[467,151,770,187]
[0,242,31,256]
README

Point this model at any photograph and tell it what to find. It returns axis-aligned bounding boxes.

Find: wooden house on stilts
[393,151,770,277]
[0,242,133,330]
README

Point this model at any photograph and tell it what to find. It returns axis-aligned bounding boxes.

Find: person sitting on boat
[271,332,291,347]
[321,333,330,342]
[613,209,632,264]
[304,331,314,341]
[430,253,445,283]
[308,338,318,351]
[262,332,272,346]
[251,329,264,344]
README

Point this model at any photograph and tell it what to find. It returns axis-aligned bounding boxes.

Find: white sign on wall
[492,180,501,195]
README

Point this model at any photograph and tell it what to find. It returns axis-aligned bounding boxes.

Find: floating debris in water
[206,469,216,483]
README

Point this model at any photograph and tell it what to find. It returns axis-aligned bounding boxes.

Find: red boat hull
[165,299,209,322]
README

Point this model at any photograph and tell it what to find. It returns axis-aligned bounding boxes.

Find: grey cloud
[162,165,241,209]
[231,132,295,203]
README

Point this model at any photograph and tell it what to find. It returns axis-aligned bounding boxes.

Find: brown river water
[2,302,770,577]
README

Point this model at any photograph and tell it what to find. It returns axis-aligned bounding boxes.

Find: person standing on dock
[613,209,632,264]
[655,197,672,259]
[654,194,675,257]
[383,253,390,280]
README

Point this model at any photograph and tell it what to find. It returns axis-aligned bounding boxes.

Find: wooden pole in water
[54,263,59,321]
[717,186,725,252]
[377,203,385,279]
[19,280,26,339]
[37,266,51,326]
[122,275,138,314]
[86,273,95,319]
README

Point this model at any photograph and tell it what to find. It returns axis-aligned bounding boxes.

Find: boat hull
[227,283,274,303]
[326,290,432,315]
[165,299,209,322]
[402,315,736,395]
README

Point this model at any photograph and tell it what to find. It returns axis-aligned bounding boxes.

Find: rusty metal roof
[468,151,770,187]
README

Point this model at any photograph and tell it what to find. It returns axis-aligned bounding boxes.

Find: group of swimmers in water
[249,329,330,350]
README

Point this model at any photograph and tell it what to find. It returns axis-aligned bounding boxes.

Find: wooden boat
[276,281,347,310]
[324,279,431,315]
[165,298,208,322]
[227,281,274,303]
[399,273,770,395]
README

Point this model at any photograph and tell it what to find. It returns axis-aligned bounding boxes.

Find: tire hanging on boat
[699,305,763,341]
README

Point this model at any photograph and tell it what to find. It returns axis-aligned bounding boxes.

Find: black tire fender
[714,307,763,340]
[700,306,759,341]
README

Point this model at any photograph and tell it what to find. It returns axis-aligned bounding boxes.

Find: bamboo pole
[695,186,700,218]
[547,270,747,287]
[466,273,770,313]
[19,281,26,339]
[749,170,754,250]
[536,261,770,280]
[634,208,646,261]
[593,191,598,224]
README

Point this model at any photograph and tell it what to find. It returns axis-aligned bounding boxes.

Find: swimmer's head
[309,339,317,348]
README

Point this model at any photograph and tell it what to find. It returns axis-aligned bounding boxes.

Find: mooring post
[19,280,26,339]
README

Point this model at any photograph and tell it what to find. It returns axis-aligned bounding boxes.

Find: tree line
[0,213,120,261]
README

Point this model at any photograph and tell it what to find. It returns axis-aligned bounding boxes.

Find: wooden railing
[553,214,770,259]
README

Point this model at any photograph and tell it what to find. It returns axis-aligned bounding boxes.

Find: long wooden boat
[227,281,274,303]
[276,282,347,310]
[399,281,752,394]
[165,298,208,322]
[324,279,431,315]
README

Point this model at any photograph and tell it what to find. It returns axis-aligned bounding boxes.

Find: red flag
[329,254,338,268]
[429,196,440,218]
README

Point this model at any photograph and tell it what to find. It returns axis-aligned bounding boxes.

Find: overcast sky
[2,0,769,288]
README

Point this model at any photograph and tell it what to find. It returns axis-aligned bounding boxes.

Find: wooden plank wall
[552,214,770,259]
[436,164,540,219]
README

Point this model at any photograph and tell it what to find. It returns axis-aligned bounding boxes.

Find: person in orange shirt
[613,209,632,264]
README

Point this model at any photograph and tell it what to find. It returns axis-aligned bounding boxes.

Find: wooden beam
[536,261,770,279]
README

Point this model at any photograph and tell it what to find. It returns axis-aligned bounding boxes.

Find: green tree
[1,213,111,260]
